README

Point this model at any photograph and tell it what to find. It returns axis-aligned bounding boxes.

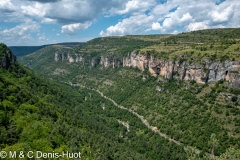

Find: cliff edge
[54,51,240,89]
[0,43,16,69]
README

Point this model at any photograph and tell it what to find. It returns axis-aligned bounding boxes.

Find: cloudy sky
[0,0,239,46]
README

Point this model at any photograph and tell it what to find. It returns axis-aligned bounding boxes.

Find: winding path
[95,88,182,145]
[66,81,202,154]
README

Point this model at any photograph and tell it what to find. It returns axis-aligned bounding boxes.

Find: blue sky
[0,0,239,46]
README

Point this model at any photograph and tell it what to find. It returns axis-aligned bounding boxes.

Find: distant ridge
[9,42,84,57]
[55,42,84,46]
[9,45,49,57]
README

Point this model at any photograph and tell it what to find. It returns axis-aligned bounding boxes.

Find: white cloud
[162,17,176,31]
[41,18,56,24]
[0,0,16,13]
[115,0,156,14]
[37,33,48,41]
[100,14,154,36]
[43,0,127,24]
[0,20,40,45]
[61,22,91,35]
[1,0,240,44]
[152,22,162,31]
[209,5,234,24]
[143,0,239,34]
[100,0,240,36]
[180,13,193,24]
[2,20,40,36]
[3,0,128,32]
[21,3,47,18]
[151,2,178,18]
[186,21,208,31]
[0,0,21,22]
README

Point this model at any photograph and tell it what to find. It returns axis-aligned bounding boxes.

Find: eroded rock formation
[55,52,84,63]
[0,44,16,69]
[54,51,240,88]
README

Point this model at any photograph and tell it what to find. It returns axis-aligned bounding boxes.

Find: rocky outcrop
[55,52,84,63]
[100,56,122,68]
[104,52,240,88]
[67,53,74,63]
[91,59,99,68]
[54,50,240,89]
[220,92,240,100]
[123,52,149,70]
[100,57,110,68]
[0,44,16,69]
[180,64,207,83]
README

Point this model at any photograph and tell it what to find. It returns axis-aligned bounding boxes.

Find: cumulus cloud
[180,13,193,24]
[1,0,240,41]
[162,17,177,31]
[115,0,156,14]
[21,3,47,18]
[101,0,240,36]
[0,0,16,13]
[152,22,162,31]
[43,0,126,24]
[0,20,40,44]
[61,22,92,35]
[208,4,234,24]
[5,0,127,33]
[1,20,40,36]
[186,21,208,31]
[100,14,154,36]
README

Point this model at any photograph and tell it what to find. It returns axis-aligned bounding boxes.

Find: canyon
[55,51,240,89]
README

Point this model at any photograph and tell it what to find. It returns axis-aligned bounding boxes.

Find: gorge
[54,51,240,89]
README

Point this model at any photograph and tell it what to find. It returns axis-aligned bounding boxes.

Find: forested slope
[1,43,189,159]
[18,28,240,159]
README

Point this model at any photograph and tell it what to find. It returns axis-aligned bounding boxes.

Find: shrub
[231,96,238,102]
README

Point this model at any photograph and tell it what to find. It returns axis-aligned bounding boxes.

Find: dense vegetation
[18,28,240,159]
[20,28,240,64]
[0,43,12,58]
[139,28,240,61]
[74,35,169,57]
[1,44,188,159]
[28,60,240,155]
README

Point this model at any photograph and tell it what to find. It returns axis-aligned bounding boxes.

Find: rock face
[99,56,122,68]
[55,52,84,63]
[54,51,240,89]
[106,52,240,88]
[0,44,16,69]
[91,59,100,68]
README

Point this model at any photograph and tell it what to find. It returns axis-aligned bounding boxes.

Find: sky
[0,0,239,46]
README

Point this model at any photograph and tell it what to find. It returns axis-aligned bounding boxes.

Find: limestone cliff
[55,52,84,63]
[100,56,122,68]
[101,52,240,88]
[54,51,240,88]
[0,43,16,69]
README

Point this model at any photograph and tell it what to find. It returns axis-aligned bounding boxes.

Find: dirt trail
[94,88,182,145]
[67,82,201,154]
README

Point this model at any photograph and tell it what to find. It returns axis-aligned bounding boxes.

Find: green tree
[208,134,219,159]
